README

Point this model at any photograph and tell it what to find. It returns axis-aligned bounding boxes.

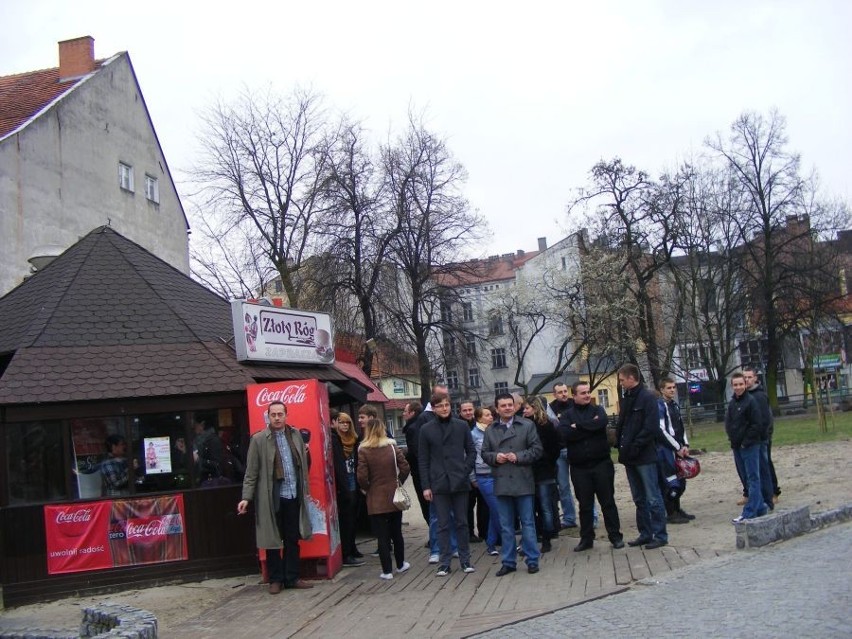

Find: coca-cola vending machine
[247,379,341,578]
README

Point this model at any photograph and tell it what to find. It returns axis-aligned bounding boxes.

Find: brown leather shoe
[268,582,282,594]
[285,579,314,589]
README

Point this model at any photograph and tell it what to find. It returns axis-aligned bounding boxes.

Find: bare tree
[707,109,849,413]
[668,164,751,418]
[379,113,486,402]
[571,159,689,387]
[305,118,402,374]
[191,87,329,308]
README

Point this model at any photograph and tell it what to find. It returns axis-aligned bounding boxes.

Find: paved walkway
[168,522,724,638]
[472,522,852,639]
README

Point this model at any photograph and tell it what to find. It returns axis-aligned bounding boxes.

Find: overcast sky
[3,0,850,256]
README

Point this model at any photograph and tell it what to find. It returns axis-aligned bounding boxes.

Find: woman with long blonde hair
[357,417,410,579]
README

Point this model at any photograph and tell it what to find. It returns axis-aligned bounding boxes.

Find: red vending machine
[246,379,342,578]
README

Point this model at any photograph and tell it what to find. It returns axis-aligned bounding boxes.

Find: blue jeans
[429,501,458,554]
[556,450,577,525]
[535,481,557,540]
[734,445,769,519]
[496,494,540,568]
[476,474,501,548]
[625,463,668,543]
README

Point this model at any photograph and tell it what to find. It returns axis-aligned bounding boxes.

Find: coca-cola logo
[56,508,93,524]
[55,508,93,537]
[255,384,307,407]
[126,515,183,545]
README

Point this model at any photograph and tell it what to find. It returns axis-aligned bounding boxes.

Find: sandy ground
[2,439,850,632]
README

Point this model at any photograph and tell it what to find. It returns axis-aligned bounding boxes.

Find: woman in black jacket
[523,397,560,553]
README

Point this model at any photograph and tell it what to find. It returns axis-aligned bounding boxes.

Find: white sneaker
[379,572,393,580]
[428,553,439,564]
[452,551,459,558]
[395,561,411,574]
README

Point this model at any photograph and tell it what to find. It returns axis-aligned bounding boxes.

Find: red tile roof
[438,252,539,287]
[0,60,106,138]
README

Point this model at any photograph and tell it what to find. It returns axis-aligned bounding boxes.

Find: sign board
[231,300,335,365]
[813,353,842,369]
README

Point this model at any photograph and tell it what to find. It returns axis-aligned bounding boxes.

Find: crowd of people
[237,362,781,592]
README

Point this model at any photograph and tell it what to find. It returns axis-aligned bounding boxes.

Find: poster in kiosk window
[246,379,342,578]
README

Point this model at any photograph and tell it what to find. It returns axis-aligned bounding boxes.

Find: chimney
[537,237,547,251]
[58,36,95,82]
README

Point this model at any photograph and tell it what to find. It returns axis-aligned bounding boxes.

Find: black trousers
[570,458,622,544]
[337,489,358,557]
[370,511,405,574]
[267,496,301,586]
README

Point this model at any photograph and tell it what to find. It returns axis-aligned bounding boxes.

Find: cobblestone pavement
[472,522,852,639]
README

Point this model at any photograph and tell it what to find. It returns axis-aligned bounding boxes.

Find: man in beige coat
[238,401,313,593]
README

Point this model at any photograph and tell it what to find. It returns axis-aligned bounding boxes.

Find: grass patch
[686,410,852,453]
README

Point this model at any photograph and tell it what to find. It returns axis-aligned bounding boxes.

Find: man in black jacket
[743,366,779,506]
[559,381,624,552]
[726,372,770,522]
[402,401,430,524]
[616,364,668,549]
[549,383,578,529]
[419,391,476,576]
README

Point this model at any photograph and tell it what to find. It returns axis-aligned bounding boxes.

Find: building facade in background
[0,36,189,296]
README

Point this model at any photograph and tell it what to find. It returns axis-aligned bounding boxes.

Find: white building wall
[512,235,583,383]
[0,54,189,296]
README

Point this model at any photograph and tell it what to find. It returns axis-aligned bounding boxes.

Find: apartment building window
[494,381,509,394]
[468,368,480,388]
[685,347,702,370]
[443,332,456,356]
[118,162,134,192]
[597,389,610,409]
[446,370,459,390]
[440,300,453,323]
[144,175,159,204]
[491,348,507,369]
[465,334,476,355]
[489,312,504,336]
[463,302,474,322]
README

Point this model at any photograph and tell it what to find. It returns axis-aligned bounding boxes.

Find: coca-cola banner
[44,495,188,574]
[44,502,112,574]
[247,380,341,573]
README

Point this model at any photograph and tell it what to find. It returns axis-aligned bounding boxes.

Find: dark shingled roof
[0,227,351,404]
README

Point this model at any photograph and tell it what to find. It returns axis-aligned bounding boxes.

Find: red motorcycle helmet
[675,455,701,480]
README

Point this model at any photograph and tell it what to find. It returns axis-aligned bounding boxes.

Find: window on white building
[463,302,474,322]
[443,332,456,356]
[144,175,159,204]
[446,370,459,390]
[489,312,504,336]
[597,388,610,408]
[118,162,134,192]
[468,368,480,388]
[465,334,476,355]
[440,300,452,323]
[494,381,509,394]
[491,348,507,369]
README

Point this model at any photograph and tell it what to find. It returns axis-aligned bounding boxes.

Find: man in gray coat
[238,401,313,593]
[419,391,476,576]
[481,392,543,575]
